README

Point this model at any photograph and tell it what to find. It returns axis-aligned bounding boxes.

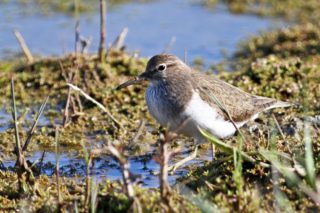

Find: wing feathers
[192,72,293,122]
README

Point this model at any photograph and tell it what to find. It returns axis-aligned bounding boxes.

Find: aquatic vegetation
[202,0,320,24]
[0,46,318,211]
[0,1,320,212]
[234,23,320,67]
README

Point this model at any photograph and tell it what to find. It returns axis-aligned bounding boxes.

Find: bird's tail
[253,96,295,111]
[267,100,294,110]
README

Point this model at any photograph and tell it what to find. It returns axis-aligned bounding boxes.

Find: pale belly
[146,87,246,143]
[145,85,181,128]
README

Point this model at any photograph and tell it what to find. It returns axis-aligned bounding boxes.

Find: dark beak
[116,75,145,90]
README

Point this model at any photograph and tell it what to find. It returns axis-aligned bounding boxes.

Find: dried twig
[38,150,46,175]
[84,147,109,211]
[11,79,23,168]
[111,27,128,50]
[130,120,145,144]
[63,91,72,128]
[159,134,172,204]
[162,37,176,53]
[184,48,188,64]
[103,142,143,211]
[11,78,34,189]
[55,127,62,210]
[14,30,34,63]
[85,153,93,210]
[75,20,81,59]
[67,83,124,130]
[155,130,180,212]
[107,141,135,199]
[60,61,75,128]
[272,114,293,155]
[98,0,106,62]
[80,36,92,54]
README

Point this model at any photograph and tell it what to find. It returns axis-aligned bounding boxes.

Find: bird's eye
[157,64,166,71]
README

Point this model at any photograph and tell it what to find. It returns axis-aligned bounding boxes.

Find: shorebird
[117,54,292,171]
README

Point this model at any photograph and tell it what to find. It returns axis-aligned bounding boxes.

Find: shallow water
[0,109,12,132]
[0,0,287,187]
[0,0,285,64]
[2,147,209,188]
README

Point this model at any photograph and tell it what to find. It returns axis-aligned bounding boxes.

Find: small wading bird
[117,54,292,172]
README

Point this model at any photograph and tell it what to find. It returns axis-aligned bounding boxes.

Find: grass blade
[199,127,269,167]
[304,121,316,189]
[22,96,49,152]
[11,78,22,165]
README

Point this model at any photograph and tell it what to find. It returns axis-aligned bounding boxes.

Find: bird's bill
[116,76,145,90]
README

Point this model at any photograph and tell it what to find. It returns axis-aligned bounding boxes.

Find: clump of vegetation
[201,0,320,24]
[0,171,199,212]
[181,5,320,211]
[220,56,320,114]
[1,0,320,212]
[0,51,156,153]
[234,23,320,68]
[213,23,320,115]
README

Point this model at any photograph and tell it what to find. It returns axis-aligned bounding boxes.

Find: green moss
[0,171,199,212]
[234,23,320,68]
[1,14,320,211]
[202,0,320,24]
[220,56,320,114]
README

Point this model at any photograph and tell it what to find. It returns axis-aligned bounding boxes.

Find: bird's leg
[168,145,198,174]
[211,143,215,161]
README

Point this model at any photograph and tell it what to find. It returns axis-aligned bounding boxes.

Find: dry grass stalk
[111,27,128,50]
[11,78,34,190]
[38,150,46,175]
[84,153,93,211]
[67,83,124,130]
[60,61,76,127]
[75,20,81,59]
[11,79,23,168]
[272,114,293,155]
[107,141,135,199]
[155,128,181,211]
[130,120,145,144]
[86,147,108,210]
[80,36,92,54]
[22,96,49,151]
[55,127,62,211]
[14,30,34,63]
[159,133,172,206]
[89,143,141,210]
[98,0,106,62]
[163,37,176,53]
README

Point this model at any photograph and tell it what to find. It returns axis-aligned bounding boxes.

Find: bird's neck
[149,77,194,111]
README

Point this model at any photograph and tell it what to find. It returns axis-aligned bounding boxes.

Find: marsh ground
[0,0,319,212]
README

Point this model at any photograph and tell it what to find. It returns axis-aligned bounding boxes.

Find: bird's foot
[168,148,198,175]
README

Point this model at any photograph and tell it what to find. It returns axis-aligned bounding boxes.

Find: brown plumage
[117,53,293,171]
[192,71,292,122]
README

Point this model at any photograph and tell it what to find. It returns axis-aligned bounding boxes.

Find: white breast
[182,92,242,140]
[145,84,175,127]
[146,87,246,143]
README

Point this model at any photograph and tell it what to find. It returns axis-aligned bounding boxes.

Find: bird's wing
[191,72,289,122]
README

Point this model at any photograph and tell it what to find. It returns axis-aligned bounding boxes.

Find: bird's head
[117,54,189,89]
